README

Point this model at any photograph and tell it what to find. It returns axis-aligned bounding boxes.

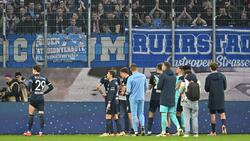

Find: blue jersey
[29,74,52,100]
[127,72,147,101]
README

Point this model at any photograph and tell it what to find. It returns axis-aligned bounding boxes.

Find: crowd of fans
[0,0,87,34]
[0,0,250,34]
[91,0,250,34]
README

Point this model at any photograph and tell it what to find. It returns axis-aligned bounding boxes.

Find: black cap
[15,72,22,77]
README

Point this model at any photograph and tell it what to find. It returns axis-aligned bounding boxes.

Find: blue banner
[1,28,250,68]
[0,34,88,68]
[7,34,37,68]
[36,34,87,62]
[132,28,250,67]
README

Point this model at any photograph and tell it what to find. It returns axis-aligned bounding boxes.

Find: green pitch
[1,134,250,141]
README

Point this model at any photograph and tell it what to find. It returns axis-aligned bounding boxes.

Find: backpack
[186,81,200,101]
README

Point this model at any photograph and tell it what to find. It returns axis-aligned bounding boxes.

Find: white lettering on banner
[47,46,85,54]
[48,38,60,45]
[217,55,250,67]
[100,37,125,61]
[167,55,249,67]
[197,34,212,55]
[14,38,27,62]
[48,53,78,59]
[36,38,44,46]
[133,33,250,55]
[167,56,212,67]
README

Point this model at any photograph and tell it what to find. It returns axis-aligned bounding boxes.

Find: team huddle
[19,62,226,137]
[96,62,227,137]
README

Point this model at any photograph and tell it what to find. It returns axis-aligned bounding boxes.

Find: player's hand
[102,93,107,97]
[96,83,102,89]
[96,87,100,91]
[119,91,125,96]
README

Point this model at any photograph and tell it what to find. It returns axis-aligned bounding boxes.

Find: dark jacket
[4,79,20,102]
[157,69,176,107]
[205,72,227,110]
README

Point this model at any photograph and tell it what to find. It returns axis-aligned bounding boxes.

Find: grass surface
[1,134,250,141]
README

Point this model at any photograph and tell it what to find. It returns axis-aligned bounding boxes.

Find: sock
[106,119,112,133]
[130,128,134,134]
[147,117,153,132]
[221,119,226,126]
[28,115,34,131]
[110,120,114,133]
[141,126,145,133]
[115,119,122,133]
[211,123,216,133]
[181,114,185,129]
[161,113,167,133]
[177,116,182,128]
[170,113,181,130]
[39,114,45,132]
[166,127,169,133]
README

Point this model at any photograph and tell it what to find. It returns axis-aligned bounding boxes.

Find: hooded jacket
[157,69,176,107]
[205,72,227,110]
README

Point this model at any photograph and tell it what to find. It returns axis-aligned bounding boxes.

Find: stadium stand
[0,0,249,35]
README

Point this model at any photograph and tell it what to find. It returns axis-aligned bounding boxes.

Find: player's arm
[223,74,227,90]
[96,81,107,97]
[44,79,54,95]
[96,77,107,96]
[204,76,210,92]
[27,76,34,94]
[144,75,147,92]
[98,88,107,97]
[96,83,102,91]
[96,77,105,90]
[157,74,164,90]
[126,77,132,95]
[148,75,154,90]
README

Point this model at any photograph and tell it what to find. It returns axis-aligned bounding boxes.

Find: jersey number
[35,80,46,91]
